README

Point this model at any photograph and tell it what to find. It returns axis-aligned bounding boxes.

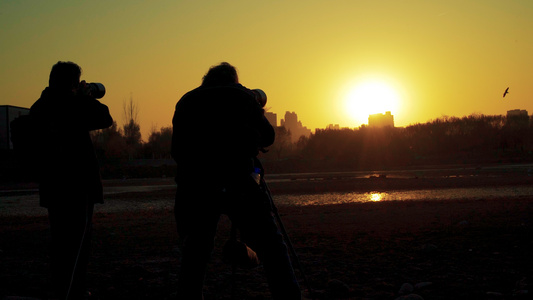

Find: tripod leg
[262,180,316,299]
[229,223,237,298]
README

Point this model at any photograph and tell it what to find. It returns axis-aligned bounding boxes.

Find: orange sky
[1,1,532,140]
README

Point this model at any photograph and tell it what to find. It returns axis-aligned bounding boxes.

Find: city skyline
[1,1,532,140]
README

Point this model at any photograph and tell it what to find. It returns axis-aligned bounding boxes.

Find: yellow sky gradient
[1,1,532,140]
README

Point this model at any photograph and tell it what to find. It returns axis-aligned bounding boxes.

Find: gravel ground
[1,169,533,299]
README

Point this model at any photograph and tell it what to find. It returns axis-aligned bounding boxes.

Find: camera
[87,82,106,99]
[251,89,267,107]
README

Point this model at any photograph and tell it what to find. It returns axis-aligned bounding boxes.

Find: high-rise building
[368,111,394,128]
[326,124,340,130]
[280,111,311,143]
[507,109,528,118]
[506,109,529,126]
[265,111,277,127]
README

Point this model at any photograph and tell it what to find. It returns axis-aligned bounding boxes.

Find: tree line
[261,113,533,172]
[90,113,533,176]
[91,99,172,161]
[91,122,172,160]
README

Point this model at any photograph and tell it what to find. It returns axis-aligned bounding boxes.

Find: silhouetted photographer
[171,62,301,299]
[30,61,113,299]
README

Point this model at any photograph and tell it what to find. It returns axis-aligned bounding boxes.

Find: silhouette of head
[49,61,82,92]
[201,62,239,87]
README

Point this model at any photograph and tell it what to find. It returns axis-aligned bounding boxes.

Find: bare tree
[123,94,139,127]
[122,95,142,159]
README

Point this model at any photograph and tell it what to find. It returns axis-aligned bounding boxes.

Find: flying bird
[503,87,509,98]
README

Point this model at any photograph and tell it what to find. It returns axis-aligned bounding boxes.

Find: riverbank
[1,173,532,299]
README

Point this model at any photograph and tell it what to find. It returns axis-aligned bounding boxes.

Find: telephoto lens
[252,89,267,107]
[88,82,106,99]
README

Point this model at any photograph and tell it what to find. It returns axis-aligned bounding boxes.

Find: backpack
[10,114,38,181]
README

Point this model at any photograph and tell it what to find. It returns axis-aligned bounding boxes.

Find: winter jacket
[30,87,113,208]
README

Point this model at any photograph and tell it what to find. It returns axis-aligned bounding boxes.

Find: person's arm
[257,113,275,148]
[80,97,113,131]
[75,81,113,130]
[171,102,181,162]
[171,96,190,162]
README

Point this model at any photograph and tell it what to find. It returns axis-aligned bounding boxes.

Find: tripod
[227,179,316,299]
[260,178,316,300]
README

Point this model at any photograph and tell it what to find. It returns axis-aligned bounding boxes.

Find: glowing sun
[345,80,400,125]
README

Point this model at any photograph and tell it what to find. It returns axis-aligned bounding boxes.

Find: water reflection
[272,185,533,206]
[369,192,385,202]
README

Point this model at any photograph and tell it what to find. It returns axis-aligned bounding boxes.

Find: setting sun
[2,1,532,137]
[345,80,401,126]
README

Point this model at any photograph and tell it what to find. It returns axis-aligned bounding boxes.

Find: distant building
[327,124,340,130]
[280,111,311,143]
[0,105,30,150]
[368,111,394,128]
[507,109,528,118]
[265,111,277,127]
[506,109,529,126]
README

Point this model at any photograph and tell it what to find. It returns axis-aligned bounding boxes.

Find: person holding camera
[30,61,113,299]
[171,62,301,299]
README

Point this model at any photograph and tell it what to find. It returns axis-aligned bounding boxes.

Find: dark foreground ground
[1,169,533,300]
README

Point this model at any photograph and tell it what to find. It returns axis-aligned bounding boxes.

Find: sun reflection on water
[369,192,383,202]
[272,185,533,206]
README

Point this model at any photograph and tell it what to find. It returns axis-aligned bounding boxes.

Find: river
[3,184,533,217]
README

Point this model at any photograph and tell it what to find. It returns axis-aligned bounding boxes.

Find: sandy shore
[1,171,532,299]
